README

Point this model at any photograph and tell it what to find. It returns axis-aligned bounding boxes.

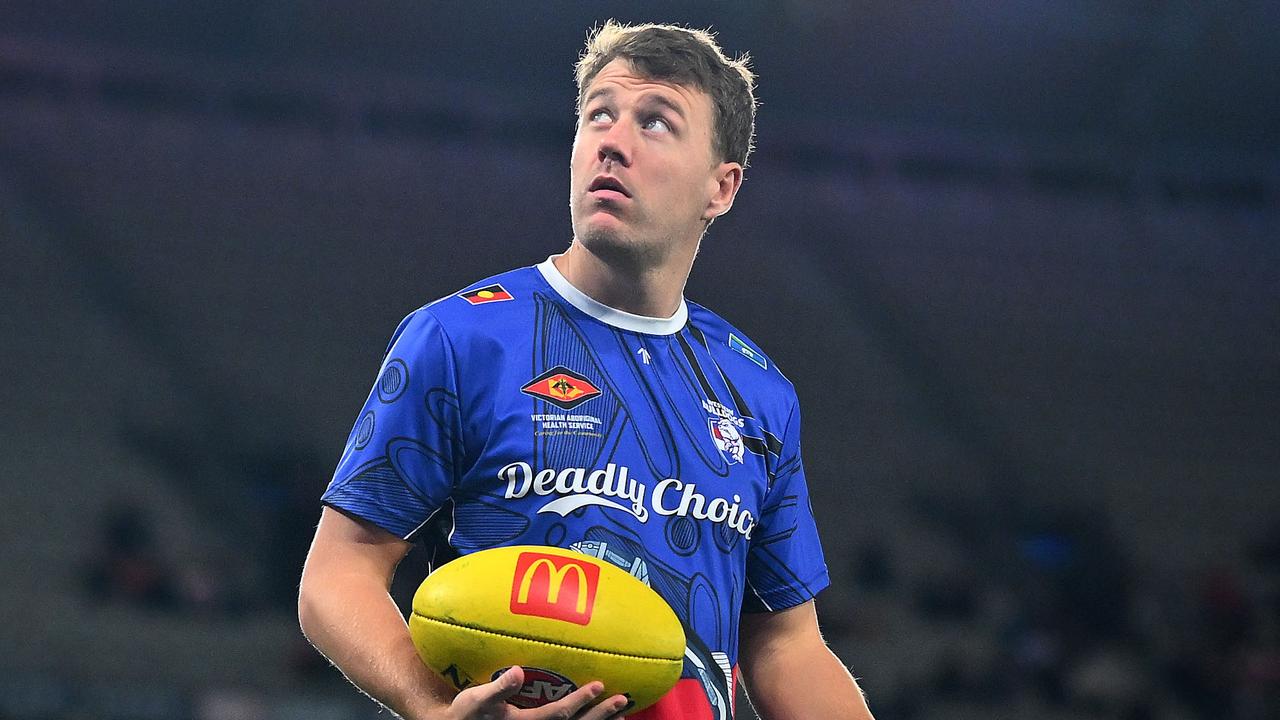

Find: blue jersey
[323,257,829,719]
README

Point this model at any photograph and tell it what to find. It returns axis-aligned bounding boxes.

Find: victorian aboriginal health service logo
[509,551,600,626]
[520,366,602,411]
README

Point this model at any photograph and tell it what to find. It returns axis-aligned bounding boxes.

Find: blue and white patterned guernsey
[322,256,830,719]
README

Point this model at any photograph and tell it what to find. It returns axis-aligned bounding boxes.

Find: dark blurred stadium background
[2,2,1278,719]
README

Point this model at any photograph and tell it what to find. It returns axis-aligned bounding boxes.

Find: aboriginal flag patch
[459,284,514,304]
[521,366,602,410]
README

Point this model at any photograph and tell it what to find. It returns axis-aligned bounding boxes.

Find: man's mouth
[588,175,631,200]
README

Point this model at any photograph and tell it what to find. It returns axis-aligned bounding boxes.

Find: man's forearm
[298,569,453,720]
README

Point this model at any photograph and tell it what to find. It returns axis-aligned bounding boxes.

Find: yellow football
[409,545,684,711]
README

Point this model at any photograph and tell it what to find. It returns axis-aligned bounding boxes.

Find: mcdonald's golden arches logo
[509,551,600,625]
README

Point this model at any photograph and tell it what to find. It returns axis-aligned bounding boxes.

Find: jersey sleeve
[743,399,830,612]
[321,308,465,539]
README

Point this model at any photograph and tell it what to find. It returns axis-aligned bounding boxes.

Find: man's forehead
[583,59,708,111]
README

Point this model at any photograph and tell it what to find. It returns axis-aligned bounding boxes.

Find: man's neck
[553,241,694,318]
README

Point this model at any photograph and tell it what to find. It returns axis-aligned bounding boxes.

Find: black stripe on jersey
[686,322,752,417]
[678,329,772,466]
[720,372,782,456]
[686,321,706,345]
[684,328,784,475]
[721,366,755,420]
[688,320,765,422]
[741,435,768,458]
[714,370,786,465]
[714,365,784,458]
[761,428,783,457]
[687,324,759,421]
[685,324,756,423]
[675,330,721,404]
[686,321,711,349]
[688,325,785,466]
[772,455,802,484]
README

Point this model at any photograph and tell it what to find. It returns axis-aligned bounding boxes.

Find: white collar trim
[536,255,688,335]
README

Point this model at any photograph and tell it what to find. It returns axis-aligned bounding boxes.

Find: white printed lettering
[499,463,752,538]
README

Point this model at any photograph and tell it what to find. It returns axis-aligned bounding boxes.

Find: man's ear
[704,162,744,221]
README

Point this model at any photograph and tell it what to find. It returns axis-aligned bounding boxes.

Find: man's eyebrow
[640,94,687,120]
[582,87,688,120]
[583,87,614,106]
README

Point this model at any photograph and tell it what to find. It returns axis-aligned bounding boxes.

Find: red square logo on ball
[510,551,600,625]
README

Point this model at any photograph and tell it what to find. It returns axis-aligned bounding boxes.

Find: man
[299,21,875,720]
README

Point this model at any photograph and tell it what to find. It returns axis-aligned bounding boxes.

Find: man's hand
[300,508,633,720]
[444,666,629,720]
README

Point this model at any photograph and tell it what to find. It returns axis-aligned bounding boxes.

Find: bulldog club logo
[710,418,745,464]
[704,399,745,465]
[521,366,602,410]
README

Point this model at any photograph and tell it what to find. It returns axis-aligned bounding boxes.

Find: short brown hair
[575,20,757,167]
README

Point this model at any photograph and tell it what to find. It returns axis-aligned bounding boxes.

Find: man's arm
[298,506,464,718]
[297,506,627,720]
[738,600,874,720]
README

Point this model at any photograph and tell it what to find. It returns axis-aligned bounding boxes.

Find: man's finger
[578,693,631,720]
[522,680,604,720]
[456,665,526,712]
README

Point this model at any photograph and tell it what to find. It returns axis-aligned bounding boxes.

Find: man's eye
[589,109,612,123]
[643,117,671,133]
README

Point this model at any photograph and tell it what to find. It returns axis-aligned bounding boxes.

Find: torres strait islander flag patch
[728,332,767,369]
[459,284,514,304]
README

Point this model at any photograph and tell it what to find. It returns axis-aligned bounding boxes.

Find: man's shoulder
[376,264,543,354]
[685,300,796,399]
[413,264,544,327]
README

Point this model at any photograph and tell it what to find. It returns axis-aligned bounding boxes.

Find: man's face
[569,59,737,267]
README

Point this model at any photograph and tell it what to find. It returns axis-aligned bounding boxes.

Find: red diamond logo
[520,366,602,410]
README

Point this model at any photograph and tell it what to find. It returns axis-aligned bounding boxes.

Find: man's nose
[597,122,633,167]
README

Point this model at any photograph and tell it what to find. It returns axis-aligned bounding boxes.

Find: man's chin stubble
[577,225,668,272]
